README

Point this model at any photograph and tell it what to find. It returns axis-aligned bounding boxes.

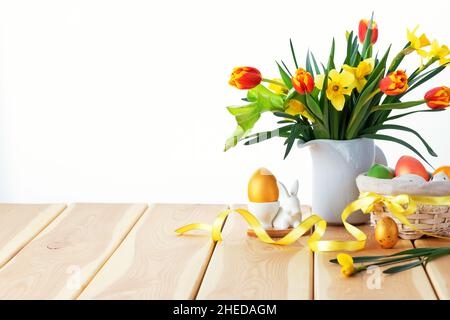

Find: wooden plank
[415,238,450,300]
[78,204,227,300]
[196,205,313,300]
[0,204,66,268]
[0,203,147,299]
[314,225,437,300]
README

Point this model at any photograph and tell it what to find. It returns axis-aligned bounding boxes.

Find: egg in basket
[247,168,302,237]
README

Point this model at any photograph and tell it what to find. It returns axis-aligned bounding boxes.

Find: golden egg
[248,168,279,203]
[375,217,399,249]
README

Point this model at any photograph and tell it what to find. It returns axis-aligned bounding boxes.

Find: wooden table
[0,203,447,300]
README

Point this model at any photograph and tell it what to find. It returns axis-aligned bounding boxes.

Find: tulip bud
[292,68,314,94]
[228,67,262,90]
[425,86,450,109]
[358,19,378,44]
[379,70,408,96]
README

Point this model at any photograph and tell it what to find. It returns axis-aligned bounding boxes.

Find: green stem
[409,57,438,80]
[262,78,287,88]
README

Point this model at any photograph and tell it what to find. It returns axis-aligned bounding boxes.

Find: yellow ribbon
[175,193,450,252]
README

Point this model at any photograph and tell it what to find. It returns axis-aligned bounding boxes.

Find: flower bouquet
[225,16,449,158]
[224,15,450,223]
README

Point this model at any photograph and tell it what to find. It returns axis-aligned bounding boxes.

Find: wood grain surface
[196,205,313,300]
[0,203,147,299]
[415,237,450,300]
[79,204,227,300]
[314,225,437,300]
[0,204,66,268]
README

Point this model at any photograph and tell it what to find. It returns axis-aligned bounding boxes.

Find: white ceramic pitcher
[298,138,386,225]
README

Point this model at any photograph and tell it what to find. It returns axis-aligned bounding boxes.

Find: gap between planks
[78,204,228,300]
[196,205,313,300]
[74,204,151,300]
[0,203,148,299]
[0,204,67,270]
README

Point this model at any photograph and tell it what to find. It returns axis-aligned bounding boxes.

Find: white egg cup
[247,201,280,229]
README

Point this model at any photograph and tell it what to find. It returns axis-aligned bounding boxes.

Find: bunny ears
[277,180,299,197]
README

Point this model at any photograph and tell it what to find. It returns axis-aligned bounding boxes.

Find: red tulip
[379,70,408,96]
[292,68,314,94]
[229,67,262,90]
[424,86,450,109]
[358,19,378,44]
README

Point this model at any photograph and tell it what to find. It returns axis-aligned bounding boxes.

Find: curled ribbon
[176,193,450,252]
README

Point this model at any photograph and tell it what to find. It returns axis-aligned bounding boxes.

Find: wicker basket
[356,174,450,240]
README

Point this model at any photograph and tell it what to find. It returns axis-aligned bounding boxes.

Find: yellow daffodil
[428,40,450,65]
[337,253,355,277]
[315,69,355,111]
[406,25,430,57]
[342,58,375,93]
[268,78,288,94]
[285,99,315,122]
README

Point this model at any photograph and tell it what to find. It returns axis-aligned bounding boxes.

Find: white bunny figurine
[272,180,302,229]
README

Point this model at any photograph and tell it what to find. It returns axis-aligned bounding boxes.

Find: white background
[0,0,449,204]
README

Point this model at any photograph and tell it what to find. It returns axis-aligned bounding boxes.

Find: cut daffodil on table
[332,247,450,278]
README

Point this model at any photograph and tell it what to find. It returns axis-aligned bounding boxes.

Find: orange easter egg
[248,168,279,203]
[433,166,450,178]
[395,156,430,181]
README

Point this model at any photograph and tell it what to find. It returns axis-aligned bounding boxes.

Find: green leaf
[350,36,360,66]
[281,60,293,76]
[407,64,447,92]
[383,260,423,274]
[276,61,293,89]
[361,12,374,59]
[310,51,321,75]
[329,255,386,264]
[361,124,438,157]
[390,248,439,256]
[344,31,354,65]
[386,108,445,122]
[290,39,299,69]
[371,100,425,112]
[273,111,298,120]
[243,125,292,145]
[345,67,386,139]
[224,85,285,150]
[224,126,248,151]
[305,50,313,75]
[387,42,410,73]
[366,45,391,84]
[277,119,296,124]
[361,133,433,167]
[246,85,284,111]
[327,38,336,70]
[284,125,301,159]
[305,93,324,123]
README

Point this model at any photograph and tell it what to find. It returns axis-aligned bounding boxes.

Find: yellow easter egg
[248,168,279,203]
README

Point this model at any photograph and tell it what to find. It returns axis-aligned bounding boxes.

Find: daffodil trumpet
[224,14,449,161]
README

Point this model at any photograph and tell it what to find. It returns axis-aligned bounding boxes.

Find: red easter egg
[395,156,430,181]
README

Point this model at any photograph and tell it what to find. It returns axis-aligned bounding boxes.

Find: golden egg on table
[375,217,399,249]
[248,168,279,203]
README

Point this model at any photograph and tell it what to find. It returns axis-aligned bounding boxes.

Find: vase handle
[375,145,387,166]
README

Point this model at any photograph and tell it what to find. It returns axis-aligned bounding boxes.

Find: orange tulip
[292,68,314,94]
[379,70,408,96]
[424,86,450,109]
[358,19,378,44]
[229,67,262,90]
